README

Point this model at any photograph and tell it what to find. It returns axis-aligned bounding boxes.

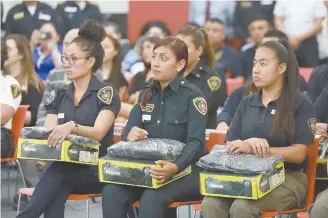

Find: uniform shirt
[122,75,207,172]
[315,86,328,124]
[44,75,121,156]
[308,64,328,103]
[213,45,239,78]
[274,0,326,36]
[234,1,276,44]
[32,44,64,81]
[226,90,315,171]
[55,1,102,38]
[186,64,227,129]
[5,2,59,39]
[231,45,257,79]
[0,74,22,130]
[217,85,246,126]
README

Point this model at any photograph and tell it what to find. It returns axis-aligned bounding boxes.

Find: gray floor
[1,164,198,218]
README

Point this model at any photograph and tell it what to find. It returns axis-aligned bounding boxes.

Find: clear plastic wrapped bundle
[21,127,101,147]
[197,145,284,174]
[21,127,49,139]
[319,138,328,159]
[107,138,186,161]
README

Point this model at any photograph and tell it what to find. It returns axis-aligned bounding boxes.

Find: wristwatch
[70,120,78,128]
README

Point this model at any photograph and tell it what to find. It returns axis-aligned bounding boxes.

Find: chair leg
[86,198,90,218]
[15,160,27,188]
[192,210,197,218]
[7,164,10,199]
[16,193,22,215]
[176,206,180,218]
[133,207,138,218]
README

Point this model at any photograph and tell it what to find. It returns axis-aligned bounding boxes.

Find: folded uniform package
[316,139,328,179]
[99,138,190,188]
[107,138,186,161]
[98,156,191,188]
[17,127,100,165]
[198,146,285,200]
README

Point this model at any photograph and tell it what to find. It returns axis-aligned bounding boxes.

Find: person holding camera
[32,22,63,80]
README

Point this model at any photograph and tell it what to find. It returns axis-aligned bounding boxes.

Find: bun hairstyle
[71,19,106,73]
[259,39,299,142]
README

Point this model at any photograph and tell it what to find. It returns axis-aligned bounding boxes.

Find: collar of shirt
[64,75,103,100]
[248,89,279,108]
[153,75,183,93]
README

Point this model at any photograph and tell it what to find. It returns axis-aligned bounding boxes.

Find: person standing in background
[274,0,326,67]
[5,1,59,39]
[55,0,102,40]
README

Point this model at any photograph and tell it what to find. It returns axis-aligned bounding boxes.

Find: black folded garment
[197,145,283,174]
[107,138,186,161]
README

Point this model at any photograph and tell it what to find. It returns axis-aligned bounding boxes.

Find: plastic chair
[16,187,101,218]
[226,78,244,96]
[192,137,320,218]
[299,67,313,83]
[1,105,29,198]
[113,122,126,143]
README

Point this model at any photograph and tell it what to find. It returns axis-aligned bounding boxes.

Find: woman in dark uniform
[201,39,315,218]
[102,36,207,218]
[16,19,121,218]
[176,25,227,129]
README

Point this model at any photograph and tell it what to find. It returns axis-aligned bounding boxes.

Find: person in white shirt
[274,0,326,67]
[317,1,328,64]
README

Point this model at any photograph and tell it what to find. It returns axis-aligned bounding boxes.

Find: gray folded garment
[197,145,284,174]
[107,138,186,161]
[21,127,100,147]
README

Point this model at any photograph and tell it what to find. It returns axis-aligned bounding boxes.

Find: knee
[230,199,257,215]
[102,184,128,204]
[201,197,220,211]
[140,189,170,206]
[310,192,328,216]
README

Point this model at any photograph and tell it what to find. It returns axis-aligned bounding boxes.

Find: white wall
[1,0,129,22]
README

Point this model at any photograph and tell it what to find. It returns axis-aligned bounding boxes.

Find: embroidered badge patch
[207,76,221,91]
[193,97,207,115]
[307,118,316,135]
[45,90,56,105]
[97,86,113,105]
[141,104,154,113]
[11,84,21,99]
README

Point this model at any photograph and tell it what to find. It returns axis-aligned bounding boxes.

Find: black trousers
[102,173,201,218]
[296,37,319,67]
[16,162,105,218]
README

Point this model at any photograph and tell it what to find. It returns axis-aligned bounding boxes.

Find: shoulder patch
[45,90,56,105]
[307,118,316,135]
[207,76,221,91]
[97,86,113,105]
[11,84,21,99]
[193,97,207,115]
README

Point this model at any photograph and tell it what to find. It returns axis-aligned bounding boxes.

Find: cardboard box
[17,138,99,165]
[98,155,192,188]
[200,162,285,200]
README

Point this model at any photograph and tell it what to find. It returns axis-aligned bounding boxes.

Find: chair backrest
[299,67,313,83]
[205,129,227,152]
[1,105,28,162]
[113,122,126,143]
[226,78,244,96]
[305,136,320,207]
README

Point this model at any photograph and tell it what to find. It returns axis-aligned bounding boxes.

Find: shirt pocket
[164,107,188,141]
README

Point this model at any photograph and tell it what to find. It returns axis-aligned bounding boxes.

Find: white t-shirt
[274,0,326,36]
[0,74,22,130]
[318,17,328,60]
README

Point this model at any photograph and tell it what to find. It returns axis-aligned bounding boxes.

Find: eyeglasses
[61,55,90,65]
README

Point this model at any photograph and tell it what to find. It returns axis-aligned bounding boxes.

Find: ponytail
[199,28,214,68]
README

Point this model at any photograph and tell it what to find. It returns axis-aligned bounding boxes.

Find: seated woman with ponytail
[102,36,207,218]
[176,25,227,129]
[201,39,316,218]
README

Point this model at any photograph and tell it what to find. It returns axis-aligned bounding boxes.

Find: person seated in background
[307,63,328,103]
[122,20,170,81]
[32,22,63,80]
[231,15,272,81]
[1,42,22,158]
[128,35,161,104]
[205,18,238,79]
[103,21,131,58]
[216,30,308,132]
[203,39,315,218]
[176,25,227,129]
[274,0,326,67]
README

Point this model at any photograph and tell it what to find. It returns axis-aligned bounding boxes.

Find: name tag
[142,114,151,122]
[58,113,65,119]
[13,12,24,20]
[38,12,51,21]
[64,6,78,13]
